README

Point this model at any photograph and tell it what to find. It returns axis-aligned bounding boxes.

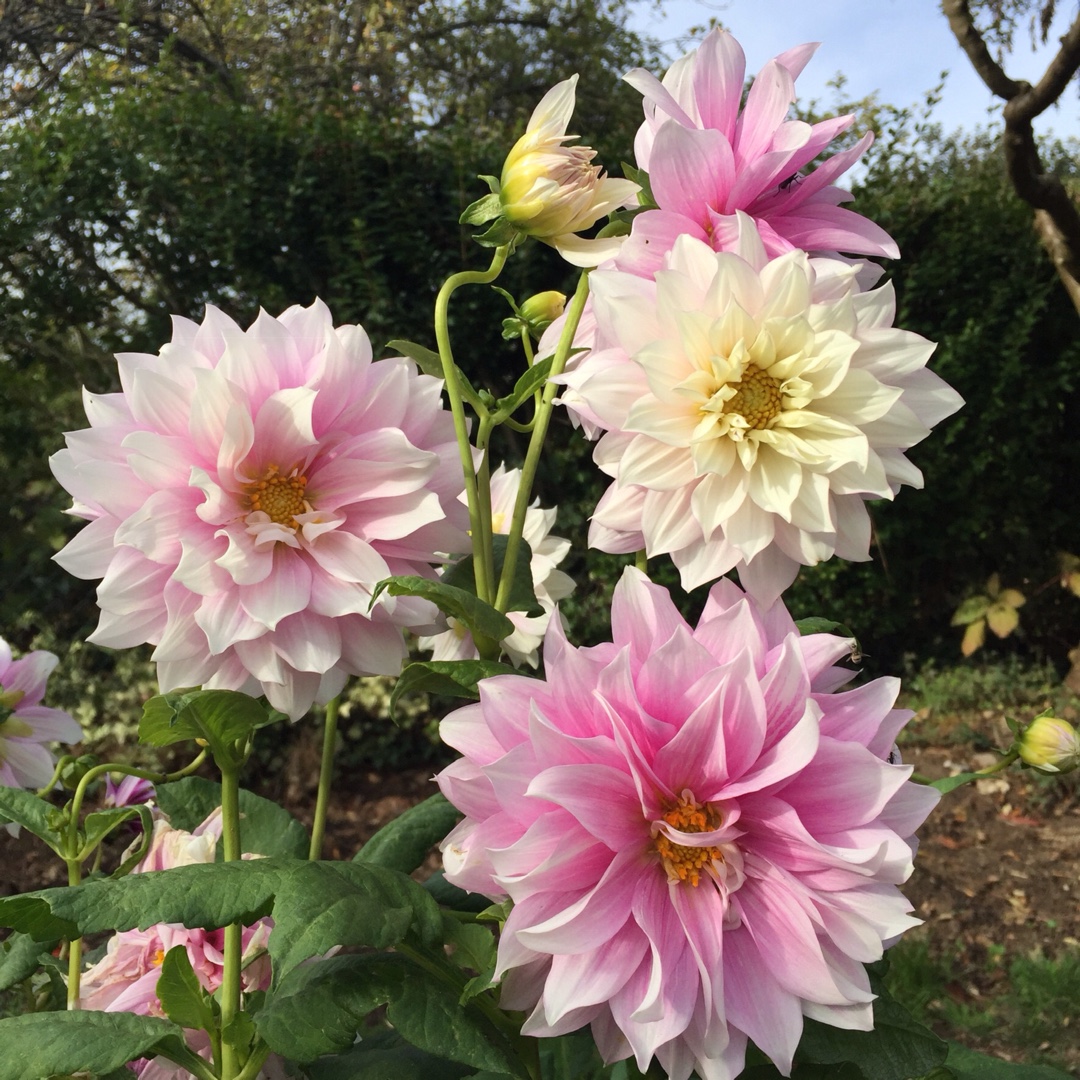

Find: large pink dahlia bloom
[560,217,963,604]
[437,567,938,1080]
[617,28,898,278]
[50,300,470,720]
[0,638,81,791]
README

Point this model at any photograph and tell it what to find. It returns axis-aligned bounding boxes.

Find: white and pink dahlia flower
[437,567,938,1080]
[419,464,574,668]
[0,638,81,791]
[50,300,470,720]
[559,217,963,604]
[617,28,898,278]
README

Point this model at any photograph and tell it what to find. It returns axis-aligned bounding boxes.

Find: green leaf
[80,806,140,858]
[459,192,502,226]
[372,576,514,643]
[354,792,462,872]
[538,1028,609,1080]
[303,1035,475,1080]
[794,617,858,641]
[154,776,309,859]
[422,869,493,913]
[256,953,524,1076]
[442,535,542,618]
[0,930,59,991]
[795,988,947,1080]
[0,788,64,854]
[139,688,269,764]
[950,596,991,626]
[945,1042,1074,1078]
[473,217,523,249]
[269,861,442,983]
[0,858,282,942]
[157,944,216,1033]
[0,1011,188,1080]
[387,338,445,379]
[620,162,656,209]
[389,659,517,720]
[493,356,553,418]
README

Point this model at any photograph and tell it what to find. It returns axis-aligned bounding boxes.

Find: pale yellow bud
[499,76,639,267]
[519,291,567,335]
[1018,715,1080,774]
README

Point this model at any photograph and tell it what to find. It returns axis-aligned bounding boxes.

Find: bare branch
[941,0,1028,98]
[1014,9,1080,119]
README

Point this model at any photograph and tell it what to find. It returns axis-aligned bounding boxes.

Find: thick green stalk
[434,246,509,605]
[636,550,648,574]
[218,759,243,1080]
[494,270,590,614]
[308,695,341,860]
[64,858,82,1009]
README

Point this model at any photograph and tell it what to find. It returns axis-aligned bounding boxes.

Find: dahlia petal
[723,923,803,1072]
[734,60,795,166]
[610,566,690,667]
[692,30,746,140]
[770,201,901,260]
[650,125,735,225]
[195,591,268,655]
[240,549,313,630]
[52,515,117,579]
[10,707,83,743]
[526,764,645,850]
[305,530,389,586]
[543,927,650,1023]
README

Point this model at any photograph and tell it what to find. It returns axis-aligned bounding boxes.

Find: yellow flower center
[723,365,783,430]
[245,465,309,528]
[152,948,166,966]
[653,793,724,887]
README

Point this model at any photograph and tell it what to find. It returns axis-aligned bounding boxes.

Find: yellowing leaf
[951,595,990,627]
[986,572,1002,598]
[986,603,1020,639]
[1065,572,1080,599]
[961,618,986,657]
[997,588,1025,610]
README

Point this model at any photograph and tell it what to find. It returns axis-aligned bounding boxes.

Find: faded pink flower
[104,773,156,809]
[617,28,898,278]
[0,637,81,791]
[79,810,275,1079]
[437,567,937,1080]
[51,300,470,720]
[419,464,574,668]
[559,218,962,605]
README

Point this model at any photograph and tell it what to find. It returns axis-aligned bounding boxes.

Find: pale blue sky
[629,0,1080,142]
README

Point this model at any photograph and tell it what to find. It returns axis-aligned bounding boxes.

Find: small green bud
[1017,715,1080,774]
[59,753,100,791]
[519,290,567,337]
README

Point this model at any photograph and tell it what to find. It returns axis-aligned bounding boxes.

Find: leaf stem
[494,269,590,614]
[64,858,82,1009]
[308,695,341,860]
[434,246,509,606]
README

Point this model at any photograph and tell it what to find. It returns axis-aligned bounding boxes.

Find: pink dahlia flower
[559,217,963,604]
[80,810,277,1079]
[50,300,470,720]
[437,567,938,1079]
[419,464,574,668]
[617,28,898,278]
[0,637,81,791]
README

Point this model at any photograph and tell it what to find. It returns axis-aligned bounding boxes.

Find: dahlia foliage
[3,23,1019,1080]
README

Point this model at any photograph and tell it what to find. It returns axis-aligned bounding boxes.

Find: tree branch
[941,0,1027,99]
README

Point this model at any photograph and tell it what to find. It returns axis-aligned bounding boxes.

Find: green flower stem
[218,757,244,1080]
[434,246,510,606]
[35,754,76,798]
[635,550,648,574]
[308,695,341,860]
[64,857,82,1009]
[494,269,590,615]
[66,751,209,851]
[60,750,208,1009]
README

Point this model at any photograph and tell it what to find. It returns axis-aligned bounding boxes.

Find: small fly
[778,172,802,192]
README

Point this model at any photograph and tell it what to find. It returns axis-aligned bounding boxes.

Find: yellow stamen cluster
[723,366,783,429]
[653,793,724,887]
[245,465,309,528]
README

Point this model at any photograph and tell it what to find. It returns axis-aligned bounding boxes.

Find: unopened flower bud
[499,75,638,266]
[519,291,566,337]
[1018,715,1080,774]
